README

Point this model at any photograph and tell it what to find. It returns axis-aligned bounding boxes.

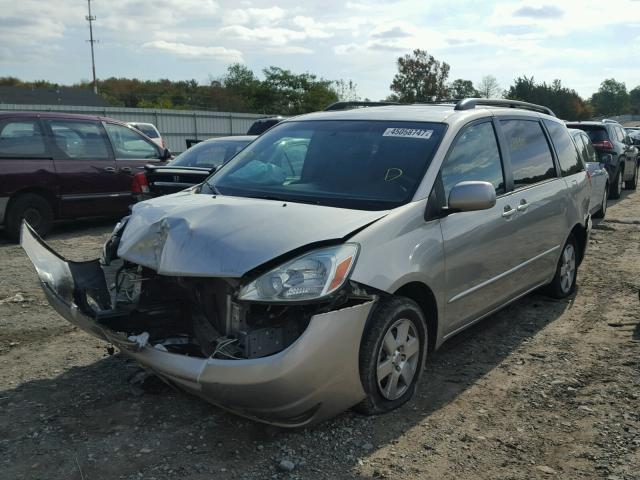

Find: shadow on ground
[0,289,571,479]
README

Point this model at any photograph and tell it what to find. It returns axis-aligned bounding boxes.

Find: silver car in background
[22,99,591,427]
[570,128,609,219]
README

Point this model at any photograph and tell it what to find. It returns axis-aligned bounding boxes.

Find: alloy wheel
[559,244,576,294]
[376,318,420,400]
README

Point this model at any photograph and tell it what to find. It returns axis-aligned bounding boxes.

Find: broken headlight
[238,244,359,302]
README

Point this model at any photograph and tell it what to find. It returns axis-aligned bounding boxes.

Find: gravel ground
[1,192,639,480]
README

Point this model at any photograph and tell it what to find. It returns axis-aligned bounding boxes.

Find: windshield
[206,120,446,210]
[169,139,252,168]
[568,125,608,143]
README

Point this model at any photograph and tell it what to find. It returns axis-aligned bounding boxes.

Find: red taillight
[592,140,613,150]
[131,172,149,194]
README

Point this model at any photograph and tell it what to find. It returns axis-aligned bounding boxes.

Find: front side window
[500,119,556,187]
[170,139,252,169]
[0,119,46,157]
[104,123,159,159]
[441,122,505,199]
[209,120,446,210]
[545,120,583,176]
[131,124,159,138]
[45,120,110,160]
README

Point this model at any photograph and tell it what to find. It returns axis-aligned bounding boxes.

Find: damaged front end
[21,221,377,427]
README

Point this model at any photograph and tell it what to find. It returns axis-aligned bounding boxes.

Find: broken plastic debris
[127,332,150,350]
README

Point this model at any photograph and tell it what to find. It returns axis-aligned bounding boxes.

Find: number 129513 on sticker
[382,127,433,139]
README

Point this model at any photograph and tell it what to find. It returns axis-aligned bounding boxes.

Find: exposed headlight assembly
[238,244,359,302]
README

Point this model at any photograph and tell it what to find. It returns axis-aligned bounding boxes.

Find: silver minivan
[22,99,591,427]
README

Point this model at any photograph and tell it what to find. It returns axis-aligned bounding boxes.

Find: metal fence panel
[0,104,270,153]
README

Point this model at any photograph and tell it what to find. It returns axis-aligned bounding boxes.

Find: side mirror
[601,153,613,164]
[161,148,171,161]
[447,181,496,213]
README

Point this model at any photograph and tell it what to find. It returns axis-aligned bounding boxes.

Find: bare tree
[476,75,501,99]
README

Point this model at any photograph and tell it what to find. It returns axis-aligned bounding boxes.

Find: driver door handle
[119,166,132,173]
[502,205,516,218]
[104,167,116,173]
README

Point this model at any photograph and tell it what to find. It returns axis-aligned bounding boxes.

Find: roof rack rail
[454,98,556,117]
[324,101,400,111]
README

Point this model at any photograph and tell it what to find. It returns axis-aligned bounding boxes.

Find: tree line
[2,48,639,119]
[388,49,640,120]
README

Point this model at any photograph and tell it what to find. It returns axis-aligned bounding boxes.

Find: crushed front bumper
[21,222,374,427]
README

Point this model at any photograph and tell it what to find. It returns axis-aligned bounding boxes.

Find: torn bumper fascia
[20,222,374,427]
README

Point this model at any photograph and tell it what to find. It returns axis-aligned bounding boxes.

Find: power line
[86,0,98,94]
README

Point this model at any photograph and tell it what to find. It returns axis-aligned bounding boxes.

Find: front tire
[610,168,623,199]
[545,235,578,299]
[355,297,426,415]
[5,193,54,241]
[625,164,638,190]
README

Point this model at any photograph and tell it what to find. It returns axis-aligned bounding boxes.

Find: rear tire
[610,169,623,199]
[5,193,54,241]
[625,164,638,190]
[545,235,578,299]
[355,297,427,416]
[593,184,608,219]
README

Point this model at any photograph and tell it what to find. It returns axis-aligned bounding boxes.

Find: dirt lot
[1,191,639,480]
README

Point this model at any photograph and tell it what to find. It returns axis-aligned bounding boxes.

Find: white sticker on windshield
[383,127,433,140]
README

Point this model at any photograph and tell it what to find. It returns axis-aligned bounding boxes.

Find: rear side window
[105,123,159,159]
[544,120,583,176]
[614,126,625,142]
[500,119,556,187]
[0,119,47,157]
[45,120,111,160]
[441,121,505,198]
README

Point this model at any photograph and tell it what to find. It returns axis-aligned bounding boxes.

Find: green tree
[333,79,360,102]
[261,66,338,114]
[628,86,640,115]
[504,76,591,120]
[476,75,501,99]
[390,49,450,102]
[591,79,629,116]
[448,79,478,99]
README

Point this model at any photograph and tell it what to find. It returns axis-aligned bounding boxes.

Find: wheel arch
[568,222,588,266]
[393,281,438,353]
[7,187,58,219]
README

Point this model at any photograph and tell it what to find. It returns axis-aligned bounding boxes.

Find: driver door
[103,122,165,210]
[439,120,520,334]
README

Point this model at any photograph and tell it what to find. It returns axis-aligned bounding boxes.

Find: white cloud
[142,41,243,62]
[223,7,286,25]
[265,46,314,54]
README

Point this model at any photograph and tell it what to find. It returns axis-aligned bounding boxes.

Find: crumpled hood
[117,192,388,277]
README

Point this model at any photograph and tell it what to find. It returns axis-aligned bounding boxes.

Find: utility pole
[86,0,98,94]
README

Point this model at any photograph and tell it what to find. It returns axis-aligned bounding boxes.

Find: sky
[1,0,640,101]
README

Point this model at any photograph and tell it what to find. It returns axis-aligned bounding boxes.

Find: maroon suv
[0,112,170,240]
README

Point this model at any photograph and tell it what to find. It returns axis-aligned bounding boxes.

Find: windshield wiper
[202,177,220,195]
[249,194,323,206]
